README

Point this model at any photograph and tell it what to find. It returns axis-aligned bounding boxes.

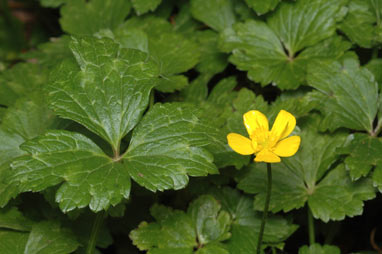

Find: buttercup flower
[227,110,301,163]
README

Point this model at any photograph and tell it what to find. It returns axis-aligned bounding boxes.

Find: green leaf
[112,17,200,93]
[9,130,131,212]
[366,59,382,84]
[338,133,382,190]
[0,220,79,254]
[0,63,47,107]
[298,244,340,254]
[339,0,382,48]
[47,36,159,151]
[24,221,79,254]
[190,0,236,32]
[130,195,231,253]
[307,58,379,133]
[60,0,131,35]
[0,230,28,254]
[0,207,34,231]
[209,187,298,252]
[237,124,375,222]
[194,30,229,75]
[219,0,348,89]
[131,0,162,15]
[22,36,72,68]
[123,103,218,192]
[244,0,281,15]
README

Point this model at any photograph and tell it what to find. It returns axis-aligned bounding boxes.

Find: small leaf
[190,0,236,32]
[307,58,379,133]
[0,207,34,231]
[60,0,131,35]
[220,0,348,89]
[366,59,382,84]
[47,36,159,150]
[131,0,162,15]
[123,103,218,192]
[130,195,231,253]
[338,133,382,191]
[298,244,340,254]
[339,0,382,48]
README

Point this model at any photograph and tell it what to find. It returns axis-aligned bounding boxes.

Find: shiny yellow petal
[270,110,296,141]
[254,149,280,163]
[273,136,301,157]
[243,110,269,137]
[227,133,254,155]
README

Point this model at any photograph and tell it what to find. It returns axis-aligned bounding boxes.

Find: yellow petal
[273,136,301,157]
[227,133,255,155]
[243,110,269,137]
[254,149,280,163]
[270,110,296,141]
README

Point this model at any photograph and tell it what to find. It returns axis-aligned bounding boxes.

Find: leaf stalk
[308,207,315,245]
[86,211,106,254]
[256,163,272,254]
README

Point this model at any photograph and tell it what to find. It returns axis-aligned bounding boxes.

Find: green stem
[372,48,379,59]
[86,211,105,254]
[308,207,315,245]
[149,90,155,110]
[256,163,272,254]
[272,247,277,254]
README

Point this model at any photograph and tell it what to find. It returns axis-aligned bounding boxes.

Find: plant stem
[256,163,272,254]
[149,90,155,110]
[372,48,379,59]
[308,207,315,245]
[86,211,105,254]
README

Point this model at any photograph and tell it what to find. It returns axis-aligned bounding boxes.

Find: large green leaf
[338,133,382,192]
[237,123,375,222]
[60,0,131,35]
[123,103,218,192]
[299,244,340,254]
[130,195,231,253]
[219,0,349,89]
[131,0,162,15]
[47,36,159,151]
[339,0,382,48]
[190,0,236,32]
[307,58,379,133]
[8,130,131,212]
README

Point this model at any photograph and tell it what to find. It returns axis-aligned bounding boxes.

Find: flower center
[251,130,278,153]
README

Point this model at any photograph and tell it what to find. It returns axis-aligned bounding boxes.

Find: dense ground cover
[0,0,381,253]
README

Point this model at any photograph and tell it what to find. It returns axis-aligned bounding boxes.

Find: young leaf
[8,130,131,212]
[237,124,375,222]
[219,0,348,89]
[299,244,340,254]
[339,0,382,48]
[47,36,159,151]
[130,195,231,253]
[60,0,131,35]
[131,0,162,15]
[123,103,218,192]
[190,0,236,32]
[307,58,379,133]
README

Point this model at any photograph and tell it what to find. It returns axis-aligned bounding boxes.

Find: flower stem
[256,163,272,254]
[308,207,315,245]
[86,211,106,254]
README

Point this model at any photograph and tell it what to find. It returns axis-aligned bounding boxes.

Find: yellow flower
[227,110,301,163]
